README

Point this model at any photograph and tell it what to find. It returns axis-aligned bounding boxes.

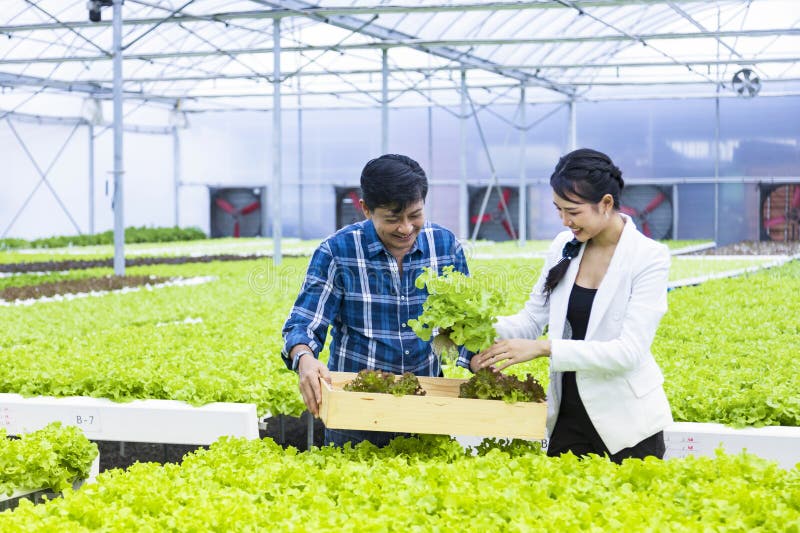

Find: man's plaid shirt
[282,219,470,375]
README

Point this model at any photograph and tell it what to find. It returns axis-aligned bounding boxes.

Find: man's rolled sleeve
[281,243,343,369]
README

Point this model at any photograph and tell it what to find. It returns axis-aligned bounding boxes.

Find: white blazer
[495,214,673,454]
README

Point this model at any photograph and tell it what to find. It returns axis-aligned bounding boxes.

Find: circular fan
[210,188,262,238]
[619,186,673,240]
[761,184,800,242]
[732,68,761,98]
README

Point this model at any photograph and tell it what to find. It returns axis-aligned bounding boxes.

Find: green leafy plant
[459,368,546,403]
[344,369,426,397]
[0,422,98,496]
[0,226,206,250]
[408,265,502,353]
[1,436,798,530]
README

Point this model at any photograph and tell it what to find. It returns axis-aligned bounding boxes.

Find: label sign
[69,410,101,434]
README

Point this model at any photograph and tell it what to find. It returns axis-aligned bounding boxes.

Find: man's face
[361,199,425,256]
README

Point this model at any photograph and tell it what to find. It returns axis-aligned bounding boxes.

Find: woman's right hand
[472,339,551,372]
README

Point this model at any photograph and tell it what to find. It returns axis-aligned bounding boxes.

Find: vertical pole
[297,78,304,239]
[112,0,125,276]
[713,7,721,244]
[568,98,577,151]
[172,125,181,228]
[272,18,283,265]
[88,123,95,234]
[306,411,314,450]
[672,183,679,239]
[518,85,527,245]
[427,99,434,219]
[714,94,720,244]
[381,48,389,154]
[459,70,468,240]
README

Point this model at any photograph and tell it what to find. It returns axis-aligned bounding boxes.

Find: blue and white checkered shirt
[282,219,470,375]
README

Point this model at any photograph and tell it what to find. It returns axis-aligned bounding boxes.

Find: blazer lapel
[585,214,636,339]
[549,240,585,341]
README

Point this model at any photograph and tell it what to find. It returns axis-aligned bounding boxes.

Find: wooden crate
[319,372,547,439]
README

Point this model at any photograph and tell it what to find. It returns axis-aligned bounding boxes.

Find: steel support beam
[5,29,797,67]
[2,2,697,33]
[173,126,181,227]
[518,85,527,245]
[0,71,179,104]
[89,124,95,234]
[271,17,282,265]
[459,70,468,241]
[76,56,800,86]
[296,79,304,240]
[568,99,577,151]
[381,48,389,154]
[112,0,125,276]
[0,72,108,94]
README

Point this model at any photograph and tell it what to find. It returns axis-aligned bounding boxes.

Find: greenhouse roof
[1,0,799,120]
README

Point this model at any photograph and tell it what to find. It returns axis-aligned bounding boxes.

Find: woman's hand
[472,339,551,371]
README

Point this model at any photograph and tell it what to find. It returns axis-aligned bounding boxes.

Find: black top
[566,284,597,342]
[560,283,597,413]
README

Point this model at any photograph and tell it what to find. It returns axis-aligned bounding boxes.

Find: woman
[472,148,672,462]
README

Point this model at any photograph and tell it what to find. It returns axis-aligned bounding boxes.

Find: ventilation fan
[209,187,262,238]
[468,186,518,241]
[732,68,761,98]
[619,185,673,240]
[761,184,800,242]
[335,186,365,230]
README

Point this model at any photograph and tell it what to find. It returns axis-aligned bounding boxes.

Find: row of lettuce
[2,433,797,529]
[0,236,708,265]
[0,254,771,292]
[0,254,798,427]
[0,227,206,251]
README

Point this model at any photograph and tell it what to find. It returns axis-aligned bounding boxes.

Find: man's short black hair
[360,154,428,213]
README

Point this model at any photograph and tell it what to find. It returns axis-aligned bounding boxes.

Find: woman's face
[552,191,611,242]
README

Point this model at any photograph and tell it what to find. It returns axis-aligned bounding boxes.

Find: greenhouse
[1,1,799,529]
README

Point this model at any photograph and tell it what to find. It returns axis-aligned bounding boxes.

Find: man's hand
[297,355,331,417]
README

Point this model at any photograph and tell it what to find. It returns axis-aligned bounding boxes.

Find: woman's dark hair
[360,154,428,213]
[550,148,624,208]
[543,148,625,300]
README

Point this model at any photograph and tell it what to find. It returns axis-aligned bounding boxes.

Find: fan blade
[642,221,653,238]
[470,214,492,224]
[643,192,667,214]
[215,197,237,215]
[792,186,800,209]
[619,205,638,216]
[764,216,787,228]
[501,219,516,239]
[240,200,261,215]
[496,188,512,210]
[233,219,241,238]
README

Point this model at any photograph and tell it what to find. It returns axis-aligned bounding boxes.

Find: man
[281,154,470,447]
